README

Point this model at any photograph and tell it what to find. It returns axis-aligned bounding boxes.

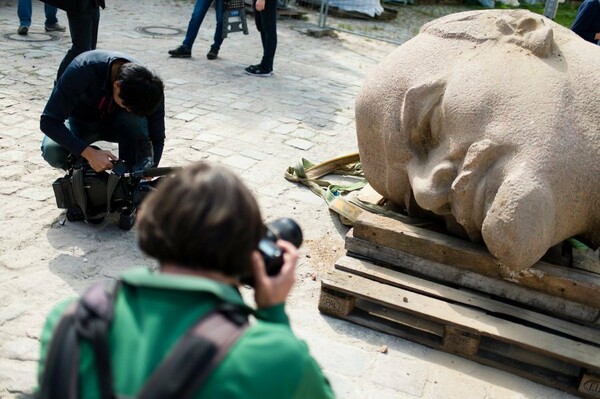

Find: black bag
[52,158,123,224]
[38,280,249,399]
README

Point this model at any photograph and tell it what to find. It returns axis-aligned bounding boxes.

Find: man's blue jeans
[18,0,58,27]
[182,0,224,50]
[41,112,151,170]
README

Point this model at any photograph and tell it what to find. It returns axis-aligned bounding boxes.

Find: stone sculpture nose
[409,160,456,215]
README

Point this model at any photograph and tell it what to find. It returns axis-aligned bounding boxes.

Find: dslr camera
[242,218,303,286]
[259,217,303,274]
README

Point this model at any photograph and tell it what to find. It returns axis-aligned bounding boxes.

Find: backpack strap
[38,301,79,399]
[76,280,121,399]
[136,304,250,399]
[38,280,121,399]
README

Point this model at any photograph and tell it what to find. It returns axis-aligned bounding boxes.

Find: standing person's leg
[56,5,100,80]
[17,0,32,34]
[43,4,66,31]
[207,0,224,59]
[44,4,58,26]
[245,0,276,76]
[258,0,277,72]
[169,0,213,57]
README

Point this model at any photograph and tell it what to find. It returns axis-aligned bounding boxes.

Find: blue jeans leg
[182,0,214,49]
[17,0,32,27]
[41,119,101,169]
[44,4,58,26]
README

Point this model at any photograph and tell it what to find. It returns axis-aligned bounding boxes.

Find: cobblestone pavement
[0,0,574,398]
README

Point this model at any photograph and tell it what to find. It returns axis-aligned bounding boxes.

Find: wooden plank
[320,270,600,397]
[335,255,600,343]
[580,373,600,398]
[321,270,600,370]
[573,249,600,275]
[352,212,600,310]
[346,232,600,325]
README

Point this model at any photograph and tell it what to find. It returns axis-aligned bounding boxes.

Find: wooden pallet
[347,212,600,326]
[319,255,600,398]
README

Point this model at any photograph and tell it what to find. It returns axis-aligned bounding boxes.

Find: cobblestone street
[0,0,575,397]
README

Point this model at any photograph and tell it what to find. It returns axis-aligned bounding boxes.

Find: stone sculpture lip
[449,139,507,241]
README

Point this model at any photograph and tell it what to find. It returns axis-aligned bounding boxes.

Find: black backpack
[38,280,249,399]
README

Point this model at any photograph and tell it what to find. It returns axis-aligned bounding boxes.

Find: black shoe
[244,64,273,77]
[206,46,219,60]
[168,45,191,58]
[45,23,66,32]
[17,26,28,35]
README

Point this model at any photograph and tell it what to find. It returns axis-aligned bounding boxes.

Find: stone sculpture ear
[400,79,446,157]
[496,12,554,57]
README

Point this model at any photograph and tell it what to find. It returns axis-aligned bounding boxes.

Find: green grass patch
[495,1,581,28]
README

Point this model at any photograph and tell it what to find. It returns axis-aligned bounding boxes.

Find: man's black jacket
[40,50,165,166]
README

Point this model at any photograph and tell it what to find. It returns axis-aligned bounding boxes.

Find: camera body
[240,218,302,286]
[259,218,303,275]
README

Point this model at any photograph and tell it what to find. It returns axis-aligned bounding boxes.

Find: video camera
[52,158,180,230]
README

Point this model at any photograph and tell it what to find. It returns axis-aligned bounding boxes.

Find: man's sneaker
[244,64,273,77]
[206,46,219,60]
[168,45,191,58]
[17,26,28,35]
[45,23,66,32]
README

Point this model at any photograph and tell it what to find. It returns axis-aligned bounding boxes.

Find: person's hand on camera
[251,240,298,309]
[81,146,118,172]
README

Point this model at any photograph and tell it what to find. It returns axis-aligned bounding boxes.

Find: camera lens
[265,218,303,248]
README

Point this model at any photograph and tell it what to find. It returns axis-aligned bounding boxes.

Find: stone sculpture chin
[355,9,600,271]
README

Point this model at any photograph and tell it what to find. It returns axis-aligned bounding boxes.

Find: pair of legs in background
[17,0,65,34]
[41,111,151,171]
[169,0,225,59]
[245,0,277,76]
[56,4,100,81]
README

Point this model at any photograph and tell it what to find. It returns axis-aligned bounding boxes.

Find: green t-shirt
[38,268,335,399]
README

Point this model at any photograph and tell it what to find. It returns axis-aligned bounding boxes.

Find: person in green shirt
[37,161,335,399]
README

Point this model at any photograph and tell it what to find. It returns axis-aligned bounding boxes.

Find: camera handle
[116,166,182,179]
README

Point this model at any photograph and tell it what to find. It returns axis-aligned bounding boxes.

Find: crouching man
[37,162,335,399]
[40,49,165,172]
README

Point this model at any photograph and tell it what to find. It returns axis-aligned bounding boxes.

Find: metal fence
[277,0,476,45]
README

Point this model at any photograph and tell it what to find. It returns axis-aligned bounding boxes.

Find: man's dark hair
[137,162,265,277]
[116,63,164,117]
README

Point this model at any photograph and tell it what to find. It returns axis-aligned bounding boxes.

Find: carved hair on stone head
[420,10,554,58]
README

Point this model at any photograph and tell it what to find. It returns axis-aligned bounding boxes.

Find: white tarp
[327,0,384,17]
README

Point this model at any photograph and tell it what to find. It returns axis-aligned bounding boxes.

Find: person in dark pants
[168,0,225,60]
[570,0,600,45]
[244,0,277,76]
[56,0,103,81]
[41,50,165,173]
